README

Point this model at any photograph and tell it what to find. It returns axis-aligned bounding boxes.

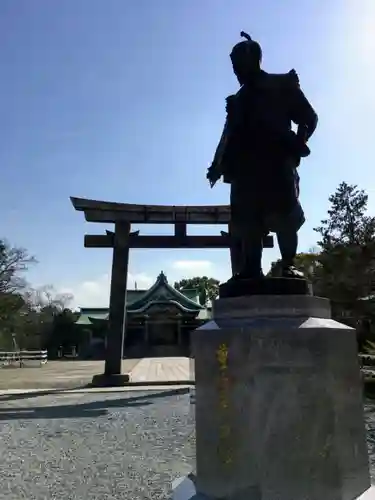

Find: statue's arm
[288,72,318,143]
[207,119,229,187]
[207,95,236,187]
[212,119,229,165]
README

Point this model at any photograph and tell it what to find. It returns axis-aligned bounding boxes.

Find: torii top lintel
[70,196,231,224]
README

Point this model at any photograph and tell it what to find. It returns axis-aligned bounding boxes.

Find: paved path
[0,360,141,390]
[0,358,192,391]
[129,357,191,383]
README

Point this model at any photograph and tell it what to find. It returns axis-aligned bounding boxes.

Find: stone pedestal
[173,295,370,500]
[189,355,196,414]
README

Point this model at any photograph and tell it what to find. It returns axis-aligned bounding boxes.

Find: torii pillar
[92,221,131,386]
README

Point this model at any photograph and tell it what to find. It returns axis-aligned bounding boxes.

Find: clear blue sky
[0,0,374,307]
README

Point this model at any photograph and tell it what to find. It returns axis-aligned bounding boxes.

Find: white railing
[359,354,375,382]
[359,353,375,364]
[0,350,48,367]
[359,354,375,374]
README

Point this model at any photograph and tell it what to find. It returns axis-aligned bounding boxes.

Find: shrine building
[75,271,211,357]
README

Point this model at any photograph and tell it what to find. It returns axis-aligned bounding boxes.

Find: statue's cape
[210,69,308,184]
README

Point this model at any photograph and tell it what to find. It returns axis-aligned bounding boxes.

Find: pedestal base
[189,294,370,500]
[172,475,201,500]
[171,478,375,500]
[90,373,129,387]
[219,276,312,299]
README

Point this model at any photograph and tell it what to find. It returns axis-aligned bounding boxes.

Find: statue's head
[230,32,262,85]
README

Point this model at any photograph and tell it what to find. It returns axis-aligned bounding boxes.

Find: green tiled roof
[75,316,93,325]
[75,308,108,325]
[75,291,147,325]
[75,272,205,325]
[128,271,203,313]
[127,290,147,304]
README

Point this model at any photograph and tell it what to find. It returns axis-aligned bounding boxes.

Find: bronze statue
[207,31,318,281]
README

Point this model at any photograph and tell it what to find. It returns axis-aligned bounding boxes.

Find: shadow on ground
[0,387,190,421]
[0,386,90,402]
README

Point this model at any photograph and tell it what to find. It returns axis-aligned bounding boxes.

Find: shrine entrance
[148,321,176,346]
[144,304,177,346]
[71,196,273,386]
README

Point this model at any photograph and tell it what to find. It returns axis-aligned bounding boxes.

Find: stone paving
[0,360,141,390]
[0,357,191,390]
[0,388,374,499]
[129,357,191,384]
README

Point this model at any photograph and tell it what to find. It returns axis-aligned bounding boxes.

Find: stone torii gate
[71,196,273,386]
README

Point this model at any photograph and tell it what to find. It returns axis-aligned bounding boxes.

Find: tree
[0,239,36,294]
[313,182,375,321]
[268,182,375,321]
[174,276,220,305]
[25,285,73,313]
[16,285,74,350]
[269,250,321,282]
[43,308,80,354]
[0,239,78,351]
[0,240,37,348]
[314,182,375,247]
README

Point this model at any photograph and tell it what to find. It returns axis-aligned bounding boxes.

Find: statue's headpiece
[230,31,262,65]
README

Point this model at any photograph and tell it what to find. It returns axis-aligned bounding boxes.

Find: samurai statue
[207,32,318,280]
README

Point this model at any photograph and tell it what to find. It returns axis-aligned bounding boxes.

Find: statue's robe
[210,69,318,274]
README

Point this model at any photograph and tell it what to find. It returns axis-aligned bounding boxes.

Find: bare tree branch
[0,239,37,294]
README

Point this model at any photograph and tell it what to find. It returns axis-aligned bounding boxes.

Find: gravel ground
[0,388,194,499]
[0,389,374,500]
[365,402,375,481]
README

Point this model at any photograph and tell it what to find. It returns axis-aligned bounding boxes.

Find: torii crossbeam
[71,196,274,386]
